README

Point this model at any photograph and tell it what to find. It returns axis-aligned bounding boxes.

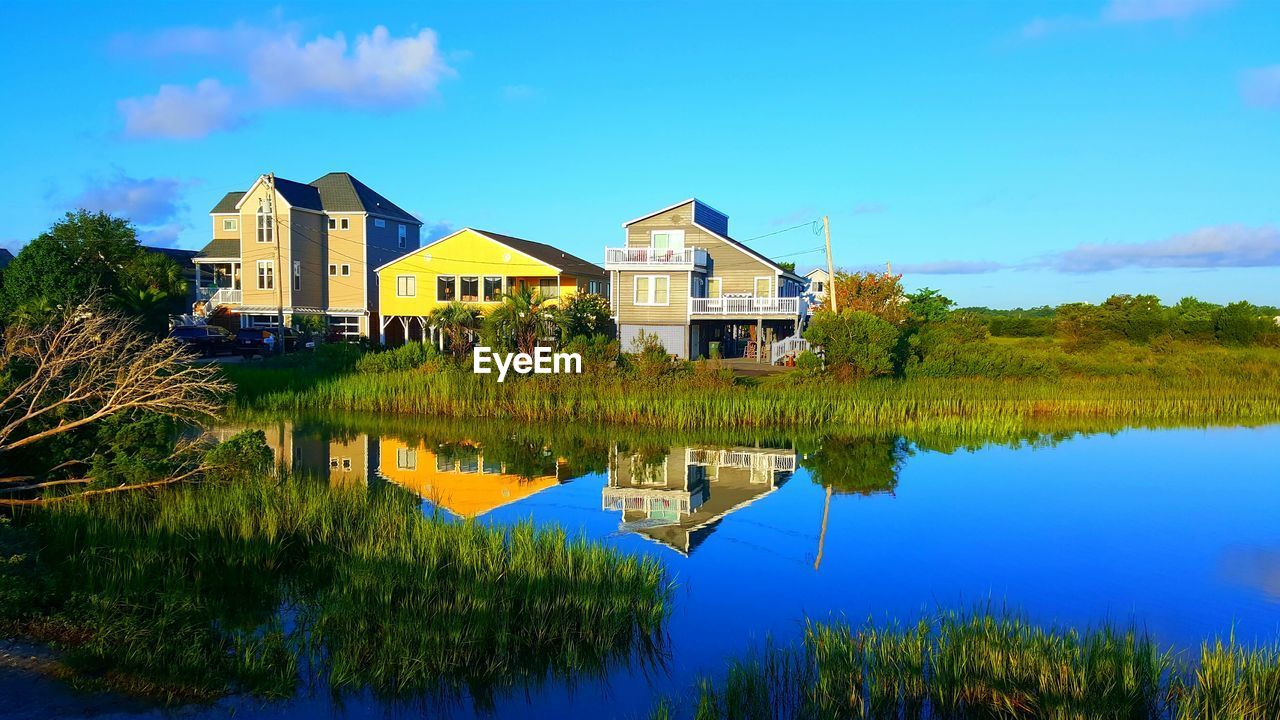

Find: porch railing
[198,287,242,310]
[770,335,810,365]
[689,296,802,315]
[604,247,707,267]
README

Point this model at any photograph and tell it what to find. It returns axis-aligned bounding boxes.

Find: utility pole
[814,483,832,571]
[822,215,837,313]
[887,261,893,275]
[268,173,285,354]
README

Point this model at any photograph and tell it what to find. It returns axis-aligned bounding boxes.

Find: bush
[795,350,823,374]
[906,342,1057,379]
[554,293,614,342]
[203,430,274,482]
[355,342,440,373]
[562,334,621,374]
[804,310,898,379]
[987,316,1054,337]
[1215,302,1272,346]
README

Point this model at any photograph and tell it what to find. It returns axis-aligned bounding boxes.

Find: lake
[10,415,1280,719]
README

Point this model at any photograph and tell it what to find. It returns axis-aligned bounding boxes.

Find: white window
[256,260,274,290]
[754,276,773,297]
[460,276,480,302]
[374,218,386,229]
[650,230,685,250]
[634,275,670,306]
[396,447,417,470]
[340,264,350,276]
[483,276,503,302]
[707,277,723,299]
[256,197,273,243]
[341,458,352,471]
[327,315,360,339]
[398,224,407,249]
[340,218,350,230]
[328,218,336,230]
[222,218,237,232]
[396,275,416,297]
[329,264,337,276]
[538,278,557,300]
[292,261,302,291]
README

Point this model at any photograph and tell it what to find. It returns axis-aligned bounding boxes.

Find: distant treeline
[959,296,1280,345]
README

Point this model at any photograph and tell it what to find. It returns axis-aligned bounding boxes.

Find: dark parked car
[169,325,236,357]
[235,327,312,358]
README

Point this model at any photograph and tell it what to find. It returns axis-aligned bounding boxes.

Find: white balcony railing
[604,246,707,268]
[689,296,802,315]
[198,287,243,310]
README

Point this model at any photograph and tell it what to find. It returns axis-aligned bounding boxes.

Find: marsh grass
[654,609,1280,720]
[1,473,671,707]
[223,340,1280,432]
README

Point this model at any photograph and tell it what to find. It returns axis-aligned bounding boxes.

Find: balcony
[688,296,803,316]
[197,286,243,309]
[604,246,708,270]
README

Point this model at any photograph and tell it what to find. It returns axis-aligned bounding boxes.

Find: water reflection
[604,445,797,555]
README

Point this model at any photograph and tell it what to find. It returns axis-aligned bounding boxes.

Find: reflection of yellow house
[373,228,607,345]
[603,445,796,555]
[376,437,564,517]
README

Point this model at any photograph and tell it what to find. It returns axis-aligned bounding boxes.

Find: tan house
[604,199,807,360]
[193,172,422,339]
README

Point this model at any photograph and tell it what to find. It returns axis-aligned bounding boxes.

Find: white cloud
[116,23,454,139]
[69,172,189,225]
[138,223,186,248]
[898,260,1005,275]
[1040,225,1280,272]
[1241,65,1280,108]
[1101,0,1233,23]
[254,26,452,108]
[1021,0,1232,39]
[422,221,454,241]
[118,79,242,139]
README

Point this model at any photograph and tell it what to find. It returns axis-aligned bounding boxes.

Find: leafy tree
[1054,302,1112,350]
[428,302,482,358]
[481,287,553,355]
[905,287,954,323]
[1214,301,1269,346]
[1173,296,1219,339]
[777,261,796,273]
[802,435,910,496]
[824,271,909,325]
[1100,294,1171,343]
[553,292,613,343]
[804,310,898,379]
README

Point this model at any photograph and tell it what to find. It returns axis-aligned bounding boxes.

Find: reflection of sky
[154,424,1280,720]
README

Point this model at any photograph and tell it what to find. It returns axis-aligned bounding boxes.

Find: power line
[736,219,823,244]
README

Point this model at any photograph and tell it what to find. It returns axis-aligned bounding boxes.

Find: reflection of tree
[803,435,911,496]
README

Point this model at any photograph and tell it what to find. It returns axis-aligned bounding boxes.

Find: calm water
[11,417,1280,719]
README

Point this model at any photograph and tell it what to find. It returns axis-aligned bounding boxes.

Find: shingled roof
[311,172,419,224]
[471,229,605,278]
[195,238,240,259]
[208,173,419,224]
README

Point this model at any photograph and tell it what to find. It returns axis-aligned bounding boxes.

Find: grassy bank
[223,340,1280,431]
[654,609,1280,720]
[0,466,670,707]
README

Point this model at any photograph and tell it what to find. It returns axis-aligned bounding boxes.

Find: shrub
[988,316,1054,337]
[561,334,621,374]
[804,310,898,379]
[795,350,823,374]
[203,430,274,482]
[554,293,614,342]
[1055,302,1113,351]
[1215,302,1272,346]
[355,342,439,373]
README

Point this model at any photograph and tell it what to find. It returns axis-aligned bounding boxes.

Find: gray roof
[211,191,245,214]
[196,238,240,259]
[311,172,419,224]
[472,229,605,279]
[0,248,14,270]
[208,173,419,224]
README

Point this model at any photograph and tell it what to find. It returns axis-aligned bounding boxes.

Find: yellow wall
[377,228,564,317]
[377,437,561,517]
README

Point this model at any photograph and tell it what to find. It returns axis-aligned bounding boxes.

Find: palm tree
[484,286,553,355]
[428,302,481,358]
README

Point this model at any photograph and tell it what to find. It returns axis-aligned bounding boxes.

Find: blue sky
[1,0,1276,307]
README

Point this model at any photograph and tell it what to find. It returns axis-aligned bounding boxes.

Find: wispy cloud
[68,171,190,225]
[118,79,242,140]
[422,220,454,242]
[116,23,455,139]
[768,207,817,227]
[897,260,1005,275]
[501,84,539,103]
[1038,225,1280,272]
[138,223,187,249]
[852,202,887,216]
[1021,0,1232,39]
[1241,65,1280,108]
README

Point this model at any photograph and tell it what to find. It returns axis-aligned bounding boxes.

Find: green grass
[223,340,1280,432]
[0,471,671,707]
[656,609,1280,720]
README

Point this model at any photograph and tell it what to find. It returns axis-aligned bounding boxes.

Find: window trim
[292,261,302,291]
[650,229,685,250]
[340,264,350,276]
[256,260,274,290]
[482,275,504,302]
[397,224,407,249]
[707,277,723,299]
[374,218,386,229]
[340,218,350,230]
[222,218,237,232]
[328,218,336,230]
[256,197,273,243]
[633,274,670,306]
[396,275,416,298]
[329,264,338,276]
[753,275,774,298]
[436,274,457,302]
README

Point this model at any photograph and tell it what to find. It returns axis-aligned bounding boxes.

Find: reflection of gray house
[602,444,796,555]
[207,420,373,488]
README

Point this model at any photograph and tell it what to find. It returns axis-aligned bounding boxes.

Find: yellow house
[374,228,607,345]
[376,437,565,517]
